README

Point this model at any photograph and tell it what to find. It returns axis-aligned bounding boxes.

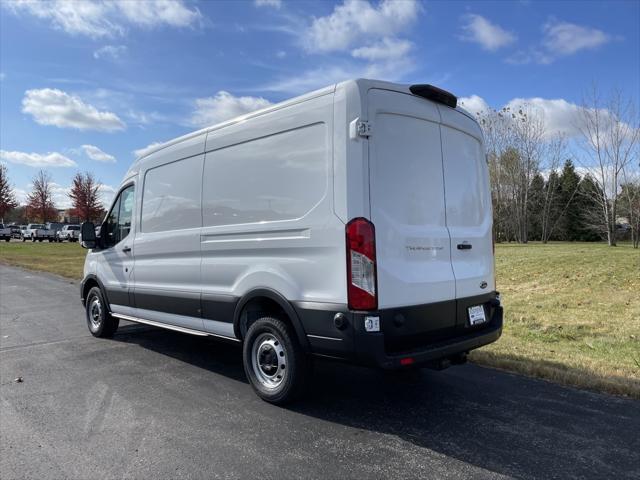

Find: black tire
[243,316,311,404]
[85,286,119,338]
[22,236,26,242]
[32,236,36,242]
[48,238,53,242]
[39,239,43,242]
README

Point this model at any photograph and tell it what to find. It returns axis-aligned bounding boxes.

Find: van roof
[127,79,478,177]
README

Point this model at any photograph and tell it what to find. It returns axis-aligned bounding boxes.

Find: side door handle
[457,243,472,250]
[122,246,132,253]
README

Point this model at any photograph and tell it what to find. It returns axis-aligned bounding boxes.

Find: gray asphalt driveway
[1,264,638,479]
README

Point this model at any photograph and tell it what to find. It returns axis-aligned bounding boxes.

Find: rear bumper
[295,292,503,369]
[353,304,502,369]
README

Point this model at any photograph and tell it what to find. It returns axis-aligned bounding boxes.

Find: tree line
[0,165,105,225]
[477,86,639,248]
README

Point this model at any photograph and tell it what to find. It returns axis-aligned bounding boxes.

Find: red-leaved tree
[26,170,57,223]
[68,172,104,222]
[0,164,18,222]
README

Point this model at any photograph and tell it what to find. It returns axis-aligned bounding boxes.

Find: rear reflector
[400,358,415,366]
[346,217,377,311]
[409,84,457,108]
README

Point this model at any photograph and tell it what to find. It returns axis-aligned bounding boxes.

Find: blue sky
[1,0,638,208]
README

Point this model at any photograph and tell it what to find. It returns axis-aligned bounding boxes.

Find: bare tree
[26,170,57,223]
[510,105,546,243]
[577,86,640,246]
[539,135,565,242]
[619,166,640,248]
[68,172,104,222]
[0,164,18,223]
[477,107,517,242]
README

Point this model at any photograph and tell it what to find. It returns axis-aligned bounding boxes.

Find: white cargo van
[80,79,502,404]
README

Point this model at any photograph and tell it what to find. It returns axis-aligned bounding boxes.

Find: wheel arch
[233,288,310,352]
[81,274,111,312]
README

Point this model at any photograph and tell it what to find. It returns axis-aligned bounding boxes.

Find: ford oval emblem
[480,281,488,289]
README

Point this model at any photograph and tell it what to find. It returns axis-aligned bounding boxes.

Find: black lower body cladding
[295,291,502,369]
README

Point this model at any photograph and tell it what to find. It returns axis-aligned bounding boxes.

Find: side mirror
[80,222,97,249]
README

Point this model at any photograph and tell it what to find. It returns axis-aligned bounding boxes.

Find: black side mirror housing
[80,222,97,249]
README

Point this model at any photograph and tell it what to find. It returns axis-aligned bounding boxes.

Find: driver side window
[102,185,134,248]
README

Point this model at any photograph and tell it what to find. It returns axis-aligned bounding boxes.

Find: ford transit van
[79,79,503,404]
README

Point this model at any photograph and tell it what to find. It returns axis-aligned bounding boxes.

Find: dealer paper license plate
[468,305,487,326]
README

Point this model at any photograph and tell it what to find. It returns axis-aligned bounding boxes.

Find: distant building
[58,209,80,224]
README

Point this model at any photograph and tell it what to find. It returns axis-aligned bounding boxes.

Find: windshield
[32,224,45,229]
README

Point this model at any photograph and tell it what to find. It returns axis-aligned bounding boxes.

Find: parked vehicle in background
[47,222,64,239]
[0,224,11,242]
[22,224,55,242]
[79,79,502,404]
[9,224,22,239]
[57,225,81,242]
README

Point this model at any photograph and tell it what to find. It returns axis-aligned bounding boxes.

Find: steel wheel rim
[251,332,286,390]
[89,296,102,330]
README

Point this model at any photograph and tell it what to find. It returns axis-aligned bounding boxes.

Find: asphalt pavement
[1,263,638,479]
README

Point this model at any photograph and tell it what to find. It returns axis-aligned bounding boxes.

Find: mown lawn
[1,240,638,397]
[0,240,86,280]
[471,242,640,399]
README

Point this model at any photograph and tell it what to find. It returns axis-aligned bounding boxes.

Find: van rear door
[367,89,456,313]
[438,106,495,300]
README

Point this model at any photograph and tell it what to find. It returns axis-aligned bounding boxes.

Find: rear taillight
[346,217,377,311]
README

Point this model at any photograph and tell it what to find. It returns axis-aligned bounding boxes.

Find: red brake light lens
[346,217,377,311]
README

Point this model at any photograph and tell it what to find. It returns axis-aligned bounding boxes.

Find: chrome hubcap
[89,297,102,329]
[251,333,286,390]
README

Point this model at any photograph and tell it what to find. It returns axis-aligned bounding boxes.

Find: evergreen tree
[527,173,545,240]
[557,160,581,240]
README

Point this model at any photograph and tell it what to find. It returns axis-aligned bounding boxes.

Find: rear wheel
[243,317,311,404]
[85,286,119,338]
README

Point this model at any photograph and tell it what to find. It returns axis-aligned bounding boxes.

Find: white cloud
[542,20,611,56]
[507,20,613,65]
[22,88,125,132]
[255,0,282,9]
[0,150,77,168]
[351,37,412,61]
[262,58,415,94]
[4,0,201,39]
[303,0,419,53]
[93,44,127,60]
[459,95,492,118]
[190,91,272,127]
[461,95,588,139]
[81,144,116,163]
[459,14,516,51]
[133,142,164,158]
[98,184,117,207]
[504,97,583,137]
[116,0,201,28]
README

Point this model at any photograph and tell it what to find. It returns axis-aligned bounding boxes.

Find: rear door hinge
[350,118,372,139]
[357,120,372,137]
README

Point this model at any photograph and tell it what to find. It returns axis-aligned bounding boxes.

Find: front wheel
[85,286,119,338]
[243,317,311,404]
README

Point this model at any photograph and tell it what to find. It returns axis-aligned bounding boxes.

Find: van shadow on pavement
[113,324,640,480]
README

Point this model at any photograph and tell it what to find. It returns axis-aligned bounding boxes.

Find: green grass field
[1,240,638,398]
